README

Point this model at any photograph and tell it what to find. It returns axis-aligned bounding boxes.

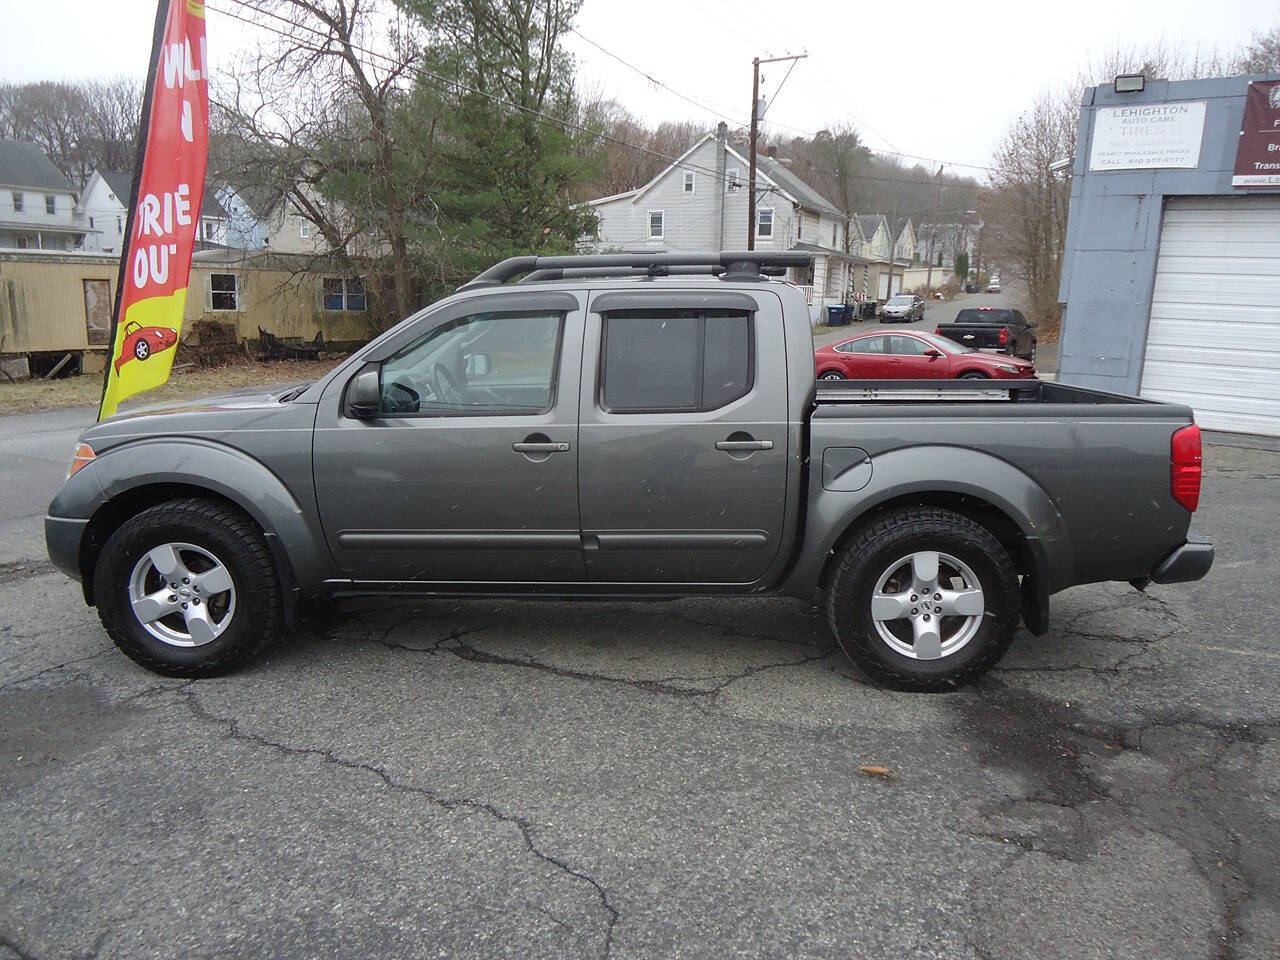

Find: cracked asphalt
[1,406,1278,959]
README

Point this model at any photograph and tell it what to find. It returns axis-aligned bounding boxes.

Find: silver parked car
[880,294,925,323]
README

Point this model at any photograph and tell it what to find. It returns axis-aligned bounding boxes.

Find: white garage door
[1141,196,1280,436]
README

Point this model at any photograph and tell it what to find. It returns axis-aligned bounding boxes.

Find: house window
[15,236,28,249]
[757,207,773,238]
[209,273,239,311]
[683,172,695,194]
[600,309,753,413]
[202,219,214,240]
[89,216,95,229]
[725,167,741,193]
[648,210,664,240]
[323,277,366,311]
[832,224,838,247]
[116,216,122,233]
[300,221,312,239]
[45,195,56,215]
[12,192,23,213]
[796,214,803,241]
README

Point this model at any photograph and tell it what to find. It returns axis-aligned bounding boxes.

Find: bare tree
[0,78,143,185]
[1234,24,1280,74]
[213,0,438,322]
[984,89,1076,323]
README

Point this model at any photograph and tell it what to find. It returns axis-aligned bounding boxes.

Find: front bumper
[45,515,88,580]
[1150,536,1214,584]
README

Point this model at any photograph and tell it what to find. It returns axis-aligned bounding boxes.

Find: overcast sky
[1,0,1275,177]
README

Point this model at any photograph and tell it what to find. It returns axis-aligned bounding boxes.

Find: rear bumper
[45,515,88,581]
[1150,535,1214,584]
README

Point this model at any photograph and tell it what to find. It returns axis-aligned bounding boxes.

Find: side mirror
[347,366,381,419]
[464,352,491,378]
[924,349,942,359]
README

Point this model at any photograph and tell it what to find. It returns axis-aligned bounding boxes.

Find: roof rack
[458,250,812,290]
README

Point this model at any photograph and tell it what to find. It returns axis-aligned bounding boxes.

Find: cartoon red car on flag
[114,320,178,373]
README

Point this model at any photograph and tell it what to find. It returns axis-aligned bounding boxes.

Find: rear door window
[887,335,928,356]
[847,337,886,354]
[601,309,753,412]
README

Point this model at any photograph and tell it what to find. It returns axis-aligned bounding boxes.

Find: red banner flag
[99,0,209,420]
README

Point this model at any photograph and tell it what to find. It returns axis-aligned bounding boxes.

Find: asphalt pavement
[1,401,1277,959]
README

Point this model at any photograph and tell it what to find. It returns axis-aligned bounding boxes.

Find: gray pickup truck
[45,251,1213,689]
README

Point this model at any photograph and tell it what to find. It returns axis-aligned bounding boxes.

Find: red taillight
[935,326,943,335]
[997,327,1009,346]
[1171,425,1202,512]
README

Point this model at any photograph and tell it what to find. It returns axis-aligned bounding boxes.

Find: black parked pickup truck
[45,251,1212,690]
[937,307,1037,362]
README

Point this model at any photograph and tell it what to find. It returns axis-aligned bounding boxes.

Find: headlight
[995,364,1020,373]
[67,443,95,479]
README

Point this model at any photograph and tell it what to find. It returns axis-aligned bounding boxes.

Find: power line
[568,18,996,174]
[207,0,983,195]
[568,28,748,126]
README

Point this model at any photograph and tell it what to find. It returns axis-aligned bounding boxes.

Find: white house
[0,141,93,251]
[585,126,859,310]
[76,169,131,254]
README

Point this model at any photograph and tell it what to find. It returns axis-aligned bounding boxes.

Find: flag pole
[98,0,173,422]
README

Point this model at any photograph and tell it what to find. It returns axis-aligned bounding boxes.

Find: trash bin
[859,301,878,320]
[826,304,851,326]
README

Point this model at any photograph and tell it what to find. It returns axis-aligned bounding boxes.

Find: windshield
[921,332,973,354]
[887,296,913,305]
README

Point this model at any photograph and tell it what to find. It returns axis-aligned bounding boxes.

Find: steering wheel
[431,363,468,407]
[382,380,420,414]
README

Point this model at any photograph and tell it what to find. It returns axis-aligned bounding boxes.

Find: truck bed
[805,379,1197,592]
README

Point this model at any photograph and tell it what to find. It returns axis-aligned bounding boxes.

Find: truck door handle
[715,439,773,451]
[513,440,571,453]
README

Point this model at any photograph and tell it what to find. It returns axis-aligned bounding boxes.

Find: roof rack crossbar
[459,250,811,290]
[521,265,725,282]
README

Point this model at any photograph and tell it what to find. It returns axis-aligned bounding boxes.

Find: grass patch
[0,357,343,415]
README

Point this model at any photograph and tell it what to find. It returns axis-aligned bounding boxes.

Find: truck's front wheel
[826,507,1019,689]
[93,498,283,677]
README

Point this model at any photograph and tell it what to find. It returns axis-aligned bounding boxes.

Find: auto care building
[1058,73,1280,437]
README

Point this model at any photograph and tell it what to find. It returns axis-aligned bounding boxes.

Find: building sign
[1232,80,1280,189]
[1088,101,1207,171]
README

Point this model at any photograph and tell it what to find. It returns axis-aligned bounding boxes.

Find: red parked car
[814,330,1036,381]
[114,321,179,372]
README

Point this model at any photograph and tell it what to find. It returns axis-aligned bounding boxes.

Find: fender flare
[782,444,1074,598]
[56,437,335,595]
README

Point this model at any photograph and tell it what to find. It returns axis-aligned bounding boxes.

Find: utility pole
[924,165,945,293]
[748,53,807,249]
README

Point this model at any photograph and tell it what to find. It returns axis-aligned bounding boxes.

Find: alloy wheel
[128,542,236,647]
[869,550,985,660]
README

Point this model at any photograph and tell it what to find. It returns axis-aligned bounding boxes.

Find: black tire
[819,371,845,381]
[93,498,283,677]
[959,371,989,379]
[825,507,1020,690]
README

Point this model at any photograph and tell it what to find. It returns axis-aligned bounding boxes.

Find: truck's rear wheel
[93,498,283,677]
[826,507,1019,689]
